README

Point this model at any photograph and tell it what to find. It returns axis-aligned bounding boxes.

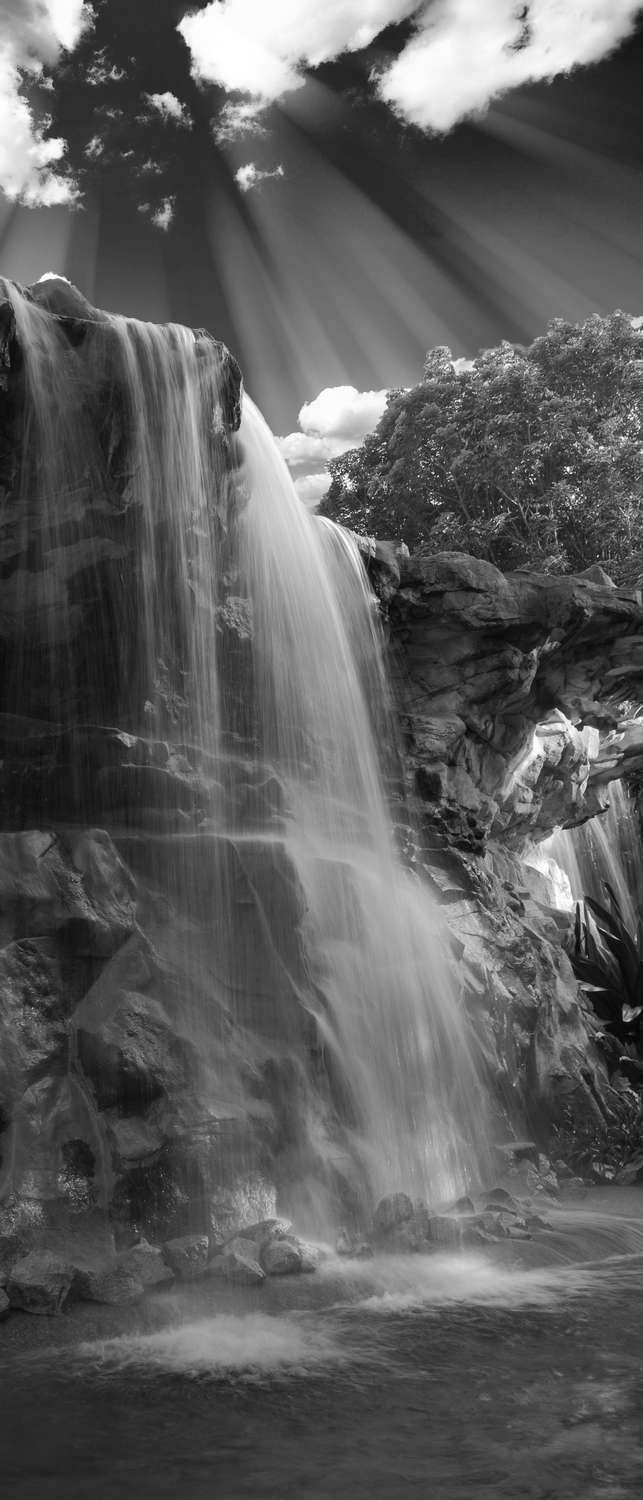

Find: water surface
[3,1197,643,1499]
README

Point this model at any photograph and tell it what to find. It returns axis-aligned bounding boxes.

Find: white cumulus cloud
[178,1,418,101]
[235,161,284,192]
[299,384,389,443]
[177,0,641,123]
[0,0,94,205]
[294,472,332,510]
[213,99,268,144]
[377,0,643,132]
[278,383,389,509]
[141,91,193,128]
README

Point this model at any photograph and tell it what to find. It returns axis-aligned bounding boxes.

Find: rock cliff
[380,548,643,1141]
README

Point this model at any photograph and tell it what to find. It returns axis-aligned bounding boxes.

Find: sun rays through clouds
[0,0,640,450]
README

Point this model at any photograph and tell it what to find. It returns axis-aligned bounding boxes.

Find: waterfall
[236,401,490,1205]
[532,782,643,932]
[2,277,489,1221]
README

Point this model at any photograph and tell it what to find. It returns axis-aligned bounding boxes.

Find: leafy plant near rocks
[571,884,643,1051]
[550,1096,643,1181]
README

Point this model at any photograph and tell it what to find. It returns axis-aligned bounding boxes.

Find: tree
[320,312,643,580]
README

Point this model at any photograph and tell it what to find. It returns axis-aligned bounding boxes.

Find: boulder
[425,1215,464,1248]
[296,1241,326,1272]
[560,1176,588,1199]
[227,1217,292,1250]
[387,1220,426,1253]
[525,1213,553,1231]
[162,1233,209,1281]
[260,1237,303,1276]
[77,990,196,1111]
[8,1250,73,1315]
[335,1231,374,1258]
[118,1239,175,1288]
[479,1188,520,1212]
[614,1156,643,1187]
[448,1195,475,1215]
[373,1192,414,1235]
[209,1239,265,1285]
[0,829,135,956]
[74,1263,144,1305]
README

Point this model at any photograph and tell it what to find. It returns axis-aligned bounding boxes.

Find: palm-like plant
[571,883,643,1050]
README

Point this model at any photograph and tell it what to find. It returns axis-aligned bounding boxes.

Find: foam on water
[322,1238,643,1316]
[73,1312,345,1381]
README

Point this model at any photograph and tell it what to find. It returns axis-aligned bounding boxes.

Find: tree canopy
[320,312,643,581]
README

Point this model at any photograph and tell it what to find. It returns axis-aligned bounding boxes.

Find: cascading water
[1,275,489,1227]
[236,401,490,1205]
[531,782,643,932]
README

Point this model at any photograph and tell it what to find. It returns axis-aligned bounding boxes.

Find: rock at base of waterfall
[260,1237,303,1275]
[221,1217,292,1254]
[373,1192,414,1235]
[425,1215,467,1248]
[336,1231,374,1258]
[479,1188,520,1212]
[8,1250,74,1315]
[448,1195,476,1215]
[296,1241,327,1272]
[559,1177,588,1198]
[614,1155,643,1186]
[0,1288,10,1319]
[387,1220,428,1253]
[525,1212,553,1231]
[74,1263,144,1305]
[162,1233,210,1281]
[119,1239,176,1288]
[208,1238,265,1285]
[495,1142,539,1168]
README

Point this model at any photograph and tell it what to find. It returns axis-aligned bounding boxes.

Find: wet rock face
[0,279,348,1242]
[0,275,242,728]
[0,820,340,1240]
[384,549,643,1139]
[387,551,643,854]
[7,1249,73,1315]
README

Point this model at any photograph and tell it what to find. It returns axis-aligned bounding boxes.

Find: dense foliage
[572,885,643,1052]
[321,312,643,580]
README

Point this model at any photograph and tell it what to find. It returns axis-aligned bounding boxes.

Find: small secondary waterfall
[534,782,643,931]
[237,402,489,1203]
[1,277,489,1219]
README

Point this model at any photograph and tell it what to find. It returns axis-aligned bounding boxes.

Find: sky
[1,0,642,506]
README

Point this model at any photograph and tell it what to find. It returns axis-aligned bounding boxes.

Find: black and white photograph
[1,3,643,1496]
